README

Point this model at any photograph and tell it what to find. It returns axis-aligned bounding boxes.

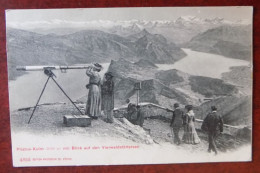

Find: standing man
[101,72,114,123]
[85,63,102,120]
[201,106,224,155]
[167,103,184,145]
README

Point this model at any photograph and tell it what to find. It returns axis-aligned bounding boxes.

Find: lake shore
[8,49,251,111]
[157,48,250,79]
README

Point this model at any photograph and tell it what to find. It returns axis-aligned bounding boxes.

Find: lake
[157,49,250,79]
[8,49,250,111]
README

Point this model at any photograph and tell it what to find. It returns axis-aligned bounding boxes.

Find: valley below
[7,22,252,159]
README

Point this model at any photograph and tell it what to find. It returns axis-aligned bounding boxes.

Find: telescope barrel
[16,65,92,71]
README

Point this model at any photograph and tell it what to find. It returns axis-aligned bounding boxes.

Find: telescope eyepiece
[16,66,26,71]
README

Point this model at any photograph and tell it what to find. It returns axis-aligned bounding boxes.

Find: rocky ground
[11,103,250,154]
[11,103,153,144]
[144,118,250,153]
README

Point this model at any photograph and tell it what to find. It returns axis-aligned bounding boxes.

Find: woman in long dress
[85,63,102,119]
[182,105,200,144]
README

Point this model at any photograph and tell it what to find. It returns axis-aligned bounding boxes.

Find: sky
[5,7,253,29]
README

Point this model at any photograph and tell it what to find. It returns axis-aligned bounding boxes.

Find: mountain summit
[7,28,186,79]
[185,25,252,61]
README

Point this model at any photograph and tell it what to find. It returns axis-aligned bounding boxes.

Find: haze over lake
[157,49,250,79]
[9,49,250,111]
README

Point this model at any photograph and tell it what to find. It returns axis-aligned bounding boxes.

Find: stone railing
[114,102,251,138]
[194,119,251,137]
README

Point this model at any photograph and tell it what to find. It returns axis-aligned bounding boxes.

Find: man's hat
[94,63,102,70]
[105,72,113,77]
[211,106,217,111]
[185,105,193,110]
[174,103,179,108]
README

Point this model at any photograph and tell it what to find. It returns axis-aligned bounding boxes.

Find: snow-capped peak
[175,16,206,25]
[177,16,204,22]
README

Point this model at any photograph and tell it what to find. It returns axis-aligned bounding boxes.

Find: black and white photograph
[6,7,252,167]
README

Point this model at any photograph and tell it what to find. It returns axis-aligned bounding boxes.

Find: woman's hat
[94,63,102,70]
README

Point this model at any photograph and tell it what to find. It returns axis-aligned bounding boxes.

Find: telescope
[16,65,96,123]
[16,65,94,72]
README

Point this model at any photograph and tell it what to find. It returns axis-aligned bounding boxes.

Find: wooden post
[137,90,139,105]
[134,82,141,105]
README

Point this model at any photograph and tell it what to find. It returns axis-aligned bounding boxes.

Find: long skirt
[85,85,101,117]
[182,122,200,144]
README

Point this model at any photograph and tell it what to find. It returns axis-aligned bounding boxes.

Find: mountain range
[6,22,252,126]
[7,16,252,68]
[184,25,252,61]
[9,16,250,45]
[7,28,186,79]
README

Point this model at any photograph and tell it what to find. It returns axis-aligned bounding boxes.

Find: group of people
[168,103,223,155]
[85,63,115,123]
[167,104,200,145]
[85,63,144,126]
[125,99,144,127]
[85,63,224,154]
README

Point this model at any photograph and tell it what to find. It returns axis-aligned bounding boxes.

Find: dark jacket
[136,108,145,127]
[101,80,114,110]
[127,103,137,121]
[170,108,184,128]
[201,111,223,133]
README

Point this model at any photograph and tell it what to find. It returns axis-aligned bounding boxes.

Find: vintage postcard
[6,7,252,167]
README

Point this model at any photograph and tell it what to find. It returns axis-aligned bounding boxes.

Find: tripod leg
[50,77,84,115]
[28,76,51,124]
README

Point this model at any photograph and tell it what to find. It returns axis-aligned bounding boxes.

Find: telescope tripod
[28,68,84,124]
